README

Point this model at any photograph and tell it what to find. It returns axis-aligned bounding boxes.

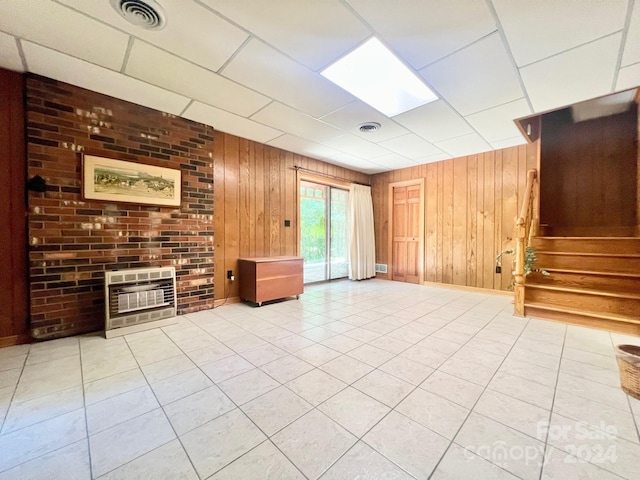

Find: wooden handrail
[514,169,538,316]
[516,169,537,231]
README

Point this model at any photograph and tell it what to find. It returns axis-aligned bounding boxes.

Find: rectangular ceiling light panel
[321,38,438,117]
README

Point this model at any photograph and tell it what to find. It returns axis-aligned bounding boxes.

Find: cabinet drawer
[256,275,303,302]
[256,260,303,278]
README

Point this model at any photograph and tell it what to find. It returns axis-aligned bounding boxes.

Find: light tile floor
[0,279,639,479]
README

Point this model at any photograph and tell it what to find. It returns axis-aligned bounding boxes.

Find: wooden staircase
[524,237,640,335]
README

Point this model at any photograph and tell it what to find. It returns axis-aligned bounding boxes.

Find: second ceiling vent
[111,0,167,30]
[358,122,381,133]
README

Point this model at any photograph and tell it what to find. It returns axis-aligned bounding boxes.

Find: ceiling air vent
[111,0,167,30]
[358,122,381,133]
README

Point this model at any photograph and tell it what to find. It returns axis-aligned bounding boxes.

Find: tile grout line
[294,295,514,479]
[0,348,29,436]
[91,333,205,480]
[3,282,632,478]
[150,316,311,480]
[536,324,567,480]
[180,289,485,478]
[420,309,534,479]
[0,340,86,476]
[77,337,94,480]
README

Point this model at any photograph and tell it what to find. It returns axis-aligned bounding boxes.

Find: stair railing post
[513,169,537,317]
[514,219,526,316]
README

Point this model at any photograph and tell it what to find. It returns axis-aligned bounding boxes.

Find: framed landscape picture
[82,155,181,207]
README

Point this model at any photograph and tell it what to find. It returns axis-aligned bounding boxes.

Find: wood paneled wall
[540,107,637,236]
[0,69,29,346]
[213,132,369,302]
[371,142,539,291]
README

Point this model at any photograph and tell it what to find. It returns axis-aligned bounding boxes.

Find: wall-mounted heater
[104,266,177,338]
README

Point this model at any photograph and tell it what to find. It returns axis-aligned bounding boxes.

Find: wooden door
[390,180,424,284]
[0,69,29,346]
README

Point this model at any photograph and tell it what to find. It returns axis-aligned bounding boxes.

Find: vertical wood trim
[436,161,444,283]
[224,135,240,298]
[239,139,250,260]
[213,132,226,301]
[467,155,478,287]
[475,154,485,288]
[493,150,504,288]
[0,69,28,341]
[452,156,467,285]
[442,160,454,284]
[425,163,438,282]
[481,152,493,288]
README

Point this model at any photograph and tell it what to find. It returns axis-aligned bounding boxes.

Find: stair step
[532,236,640,255]
[524,303,640,336]
[535,252,640,258]
[526,284,640,300]
[542,268,640,278]
[527,270,640,295]
[525,285,640,317]
[534,252,640,274]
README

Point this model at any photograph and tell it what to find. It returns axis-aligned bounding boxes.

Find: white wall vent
[375,263,388,273]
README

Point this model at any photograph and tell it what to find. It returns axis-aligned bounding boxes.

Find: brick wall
[26,75,214,340]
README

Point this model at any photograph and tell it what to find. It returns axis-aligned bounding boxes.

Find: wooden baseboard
[0,333,31,348]
[214,296,242,307]
[422,281,513,297]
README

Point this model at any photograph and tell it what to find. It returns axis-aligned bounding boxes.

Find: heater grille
[105,267,176,333]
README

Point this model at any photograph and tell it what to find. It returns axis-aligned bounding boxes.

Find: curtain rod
[293,165,371,187]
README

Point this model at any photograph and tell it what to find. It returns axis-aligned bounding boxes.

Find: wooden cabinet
[238,256,303,306]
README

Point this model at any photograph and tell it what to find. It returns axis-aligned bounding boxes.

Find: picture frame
[82,155,181,207]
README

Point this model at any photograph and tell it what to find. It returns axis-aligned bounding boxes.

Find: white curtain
[347,183,376,280]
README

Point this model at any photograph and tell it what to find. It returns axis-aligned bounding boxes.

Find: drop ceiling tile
[200,0,369,70]
[520,34,621,113]
[616,63,640,91]
[420,33,524,116]
[251,102,344,144]
[393,100,473,143]
[435,133,492,158]
[182,102,283,144]
[370,153,420,170]
[21,42,190,115]
[493,0,627,67]
[125,40,270,117]
[379,134,443,160]
[267,134,341,161]
[414,152,452,165]
[58,0,248,72]
[622,1,640,67]
[321,102,408,142]
[221,39,353,118]
[346,0,495,69]
[330,154,385,173]
[0,32,23,72]
[0,1,128,71]
[490,136,527,151]
[464,98,531,142]
[322,134,389,160]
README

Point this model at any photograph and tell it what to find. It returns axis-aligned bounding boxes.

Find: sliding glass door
[300,181,348,283]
